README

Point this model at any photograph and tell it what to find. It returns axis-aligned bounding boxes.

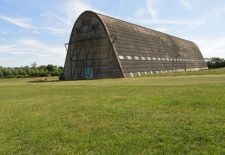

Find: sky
[0,0,225,67]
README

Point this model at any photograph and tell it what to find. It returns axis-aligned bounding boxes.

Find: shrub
[0,64,63,78]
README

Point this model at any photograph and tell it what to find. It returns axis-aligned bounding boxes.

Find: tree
[46,64,54,72]
[0,64,63,78]
[38,65,46,70]
[31,69,40,77]
[207,57,225,69]
[12,69,19,77]
[2,68,13,77]
[39,68,47,77]
[31,62,37,68]
[0,70,3,78]
[52,67,59,76]
[18,69,27,76]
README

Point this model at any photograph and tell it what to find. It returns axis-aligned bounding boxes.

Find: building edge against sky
[62,11,207,80]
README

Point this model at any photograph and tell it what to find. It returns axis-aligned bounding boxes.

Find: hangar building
[62,11,207,80]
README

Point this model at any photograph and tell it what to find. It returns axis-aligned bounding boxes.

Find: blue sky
[0,0,225,67]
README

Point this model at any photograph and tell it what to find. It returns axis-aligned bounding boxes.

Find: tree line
[206,57,225,69]
[0,63,63,78]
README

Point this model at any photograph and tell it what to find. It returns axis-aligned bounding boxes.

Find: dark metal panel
[63,12,123,80]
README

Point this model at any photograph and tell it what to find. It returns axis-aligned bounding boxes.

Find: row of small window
[129,68,204,77]
[118,55,204,62]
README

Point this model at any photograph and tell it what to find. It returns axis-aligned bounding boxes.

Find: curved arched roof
[63,11,207,80]
[80,11,206,70]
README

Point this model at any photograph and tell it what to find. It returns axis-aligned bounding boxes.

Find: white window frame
[127,56,132,60]
[134,56,139,60]
[118,55,124,60]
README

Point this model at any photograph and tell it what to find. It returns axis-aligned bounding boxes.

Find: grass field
[0,69,225,154]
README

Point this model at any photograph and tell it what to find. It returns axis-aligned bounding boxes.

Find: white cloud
[134,8,146,18]
[212,5,225,17]
[190,37,225,58]
[0,39,65,57]
[0,0,96,36]
[178,0,192,10]
[146,0,158,18]
[128,17,206,25]
[58,0,93,21]
[118,0,125,17]
[40,27,67,35]
[154,27,168,33]
[0,38,66,66]
[0,32,8,35]
[0,15,33,29]
[35,0,98,35]
[0,0,98,66]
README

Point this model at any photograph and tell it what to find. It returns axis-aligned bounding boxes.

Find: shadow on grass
[28,79,62,83]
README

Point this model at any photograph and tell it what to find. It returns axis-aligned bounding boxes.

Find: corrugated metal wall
[98,13,207,77]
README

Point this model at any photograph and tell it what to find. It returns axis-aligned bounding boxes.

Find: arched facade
[62,11,207,80]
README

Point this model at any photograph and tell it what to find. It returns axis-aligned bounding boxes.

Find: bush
[30,69,40,77]
[2,68,13,77]
[0,65,64,78]
[39,69,48,77]
[18,69,27,76]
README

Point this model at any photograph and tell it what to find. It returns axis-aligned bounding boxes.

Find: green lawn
[0,69,225,154]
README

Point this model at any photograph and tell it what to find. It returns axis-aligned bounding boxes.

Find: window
[118,56,124,60]
[141,57,146,60]
[138,72,141,76]
[153,57,156,60]
[130,73,134,77]
[157,58,161,61]
[134,56,139,60]
[127,56,132,60]
[147,57,151,60]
